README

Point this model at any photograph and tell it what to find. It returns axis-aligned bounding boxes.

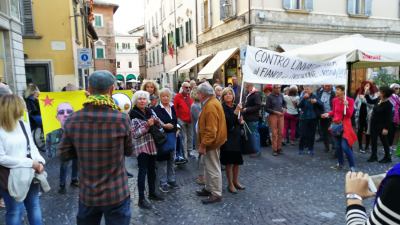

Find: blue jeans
[0,183,42,225]
[247,121,261,153]
[60,159,78,186]
[77,197,131,225]
[334,136,355,168]
[158,151,176,186]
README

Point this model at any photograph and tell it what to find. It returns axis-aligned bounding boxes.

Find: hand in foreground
[163,123,174,130]
[382,129,388,136]
[147,118,155,126]
[32,161,44,173]
[345,171,375,199]
[321,113,329,118]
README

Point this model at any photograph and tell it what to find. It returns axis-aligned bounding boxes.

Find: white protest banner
[242,46,347,85]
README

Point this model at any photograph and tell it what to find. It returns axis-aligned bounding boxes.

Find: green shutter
[175,28,180,47]
[185,21,189,43]
[95,16,102,27]
[96,48,104,59]
[188,19,192,42]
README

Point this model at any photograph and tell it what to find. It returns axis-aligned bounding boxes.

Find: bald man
[46,102,78,194]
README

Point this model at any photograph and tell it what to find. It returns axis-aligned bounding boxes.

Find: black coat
[243,92,261,122]
[370,100,393,131]
[220,104,241,152]
[153,105,178,133]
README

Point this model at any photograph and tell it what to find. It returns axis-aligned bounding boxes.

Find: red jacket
[174,93,193,123]
[329,97,357,146]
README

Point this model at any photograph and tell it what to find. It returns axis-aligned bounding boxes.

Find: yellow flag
[38,91,87,138]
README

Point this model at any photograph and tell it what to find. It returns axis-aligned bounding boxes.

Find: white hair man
[173,81,194,159]
[195,82,227,204]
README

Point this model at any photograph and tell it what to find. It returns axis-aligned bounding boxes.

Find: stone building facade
[115,26,143,84]
[196,0,400,89]
[93,0,118,75]
[0,0,26,95]
[144,0,197,89]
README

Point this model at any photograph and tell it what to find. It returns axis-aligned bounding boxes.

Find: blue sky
[113,0,144,34]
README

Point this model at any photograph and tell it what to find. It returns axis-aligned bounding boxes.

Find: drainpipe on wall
[248,0,251,45]
[195,0,199,78]
[173,0,178,86]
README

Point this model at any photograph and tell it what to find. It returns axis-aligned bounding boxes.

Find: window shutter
[185,21,189,42]
[347,0,356,15]
[282,0,291,10]
[364,0,372,16]
[220,0,225,20]
[188,19,192,42]
[175,27,180,47]
[305,0,313,12]
[232,0,237,16]
[200,1,205,31]
[208,0,212,27]
[161,36,165,53]
[179,27,184,47]
[22,0,34,35]
[175,28,180,47]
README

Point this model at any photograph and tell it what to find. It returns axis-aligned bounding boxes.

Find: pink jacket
[389,94,400,125]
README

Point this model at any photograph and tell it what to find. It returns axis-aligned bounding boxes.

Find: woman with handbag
[0,94,46,225]
[153,88,179,193]
[220,88,245,194]
[322,85,357,172]
[130,90,164,209]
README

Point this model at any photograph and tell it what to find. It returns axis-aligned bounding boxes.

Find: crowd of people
[0,71,400,224]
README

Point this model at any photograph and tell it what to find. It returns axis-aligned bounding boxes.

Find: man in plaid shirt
[59,70,133,225]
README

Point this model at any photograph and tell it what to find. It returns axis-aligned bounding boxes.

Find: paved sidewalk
[0,142,398,225]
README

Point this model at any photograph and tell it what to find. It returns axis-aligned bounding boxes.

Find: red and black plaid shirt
[59,104,133,206]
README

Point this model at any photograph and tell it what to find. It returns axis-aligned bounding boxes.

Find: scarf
[84,95,121,111]
[375,163,400,204]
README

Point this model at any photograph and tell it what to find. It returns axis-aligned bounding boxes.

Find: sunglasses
[57,109,73,115]
[183,86,190,89]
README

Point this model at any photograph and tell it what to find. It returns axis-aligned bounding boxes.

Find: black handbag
[241,122,257,155]
[149,109,167,146]
[149,125,167,146]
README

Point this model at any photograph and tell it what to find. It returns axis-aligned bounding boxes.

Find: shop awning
[126,74,137,81]
[167,59,192,74]
[116,74,124,81]
[197,48,239,80]
[179,54,212,73]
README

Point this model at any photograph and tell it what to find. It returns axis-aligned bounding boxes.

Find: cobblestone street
[1,142,398,225]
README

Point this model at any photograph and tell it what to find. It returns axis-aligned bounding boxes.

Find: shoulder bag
[0,121,32,190]
[329,115,344,137]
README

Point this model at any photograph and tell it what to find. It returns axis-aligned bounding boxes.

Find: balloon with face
[112,93,132,114]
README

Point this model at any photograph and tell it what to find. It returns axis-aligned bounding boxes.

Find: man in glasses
[174,82,194,161]
[45,102,78,194]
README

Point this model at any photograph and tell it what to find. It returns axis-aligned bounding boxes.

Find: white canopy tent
[285,34,400,69]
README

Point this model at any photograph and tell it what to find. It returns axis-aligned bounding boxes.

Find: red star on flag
[41,95,54,107]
